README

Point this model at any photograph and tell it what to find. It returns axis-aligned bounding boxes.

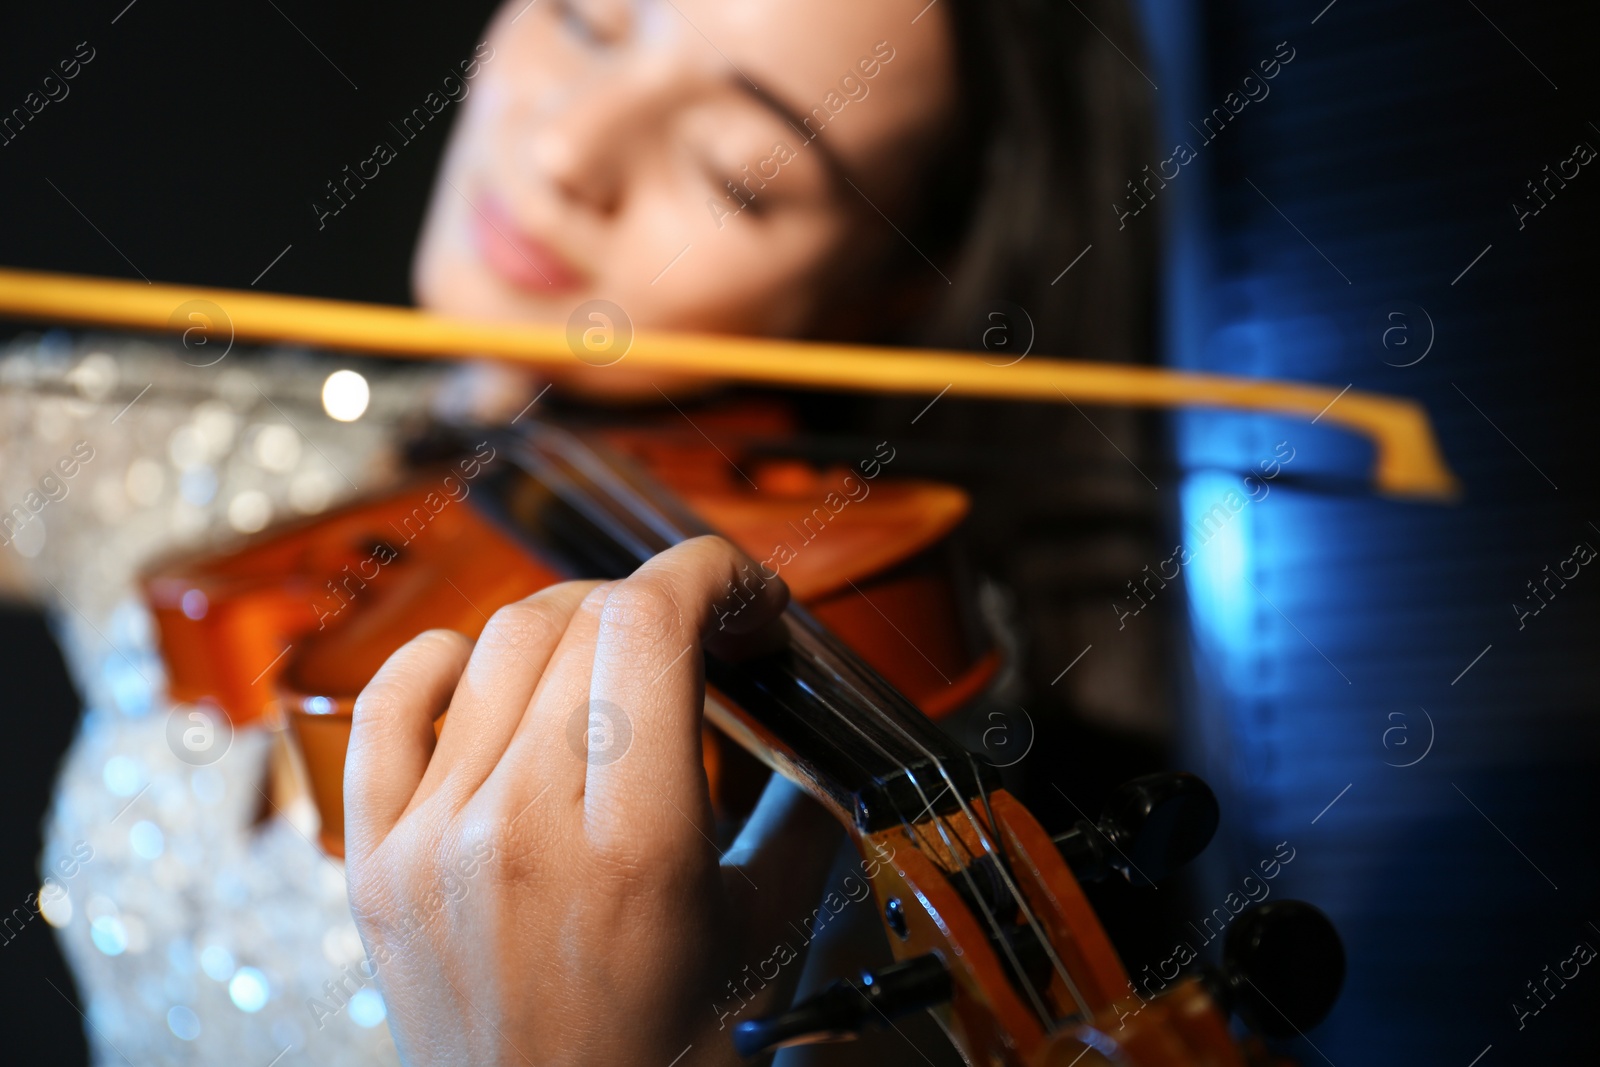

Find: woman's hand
[344,536,842,1066]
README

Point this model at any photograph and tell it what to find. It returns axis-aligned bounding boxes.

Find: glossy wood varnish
[145,454,997,855]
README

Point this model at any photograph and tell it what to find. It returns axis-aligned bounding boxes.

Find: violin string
[521,425,1085,1028]
[517,432,939,868]
[962,747,1093,1016]
[877,729,1090,1028]
[787,645,1061,1030]
[790,627,1078,1023]
[820,658,1091,1026]
[803,612,1091,1022]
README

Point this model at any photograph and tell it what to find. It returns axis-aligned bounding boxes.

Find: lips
[469,192,588,294]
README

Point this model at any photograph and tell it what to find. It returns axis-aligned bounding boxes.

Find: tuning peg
[1053,772,1220,887]
[731,953,951,1059]
[1205,900,1346,1038]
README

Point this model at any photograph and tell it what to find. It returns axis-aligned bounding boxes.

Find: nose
[525,60,682,217]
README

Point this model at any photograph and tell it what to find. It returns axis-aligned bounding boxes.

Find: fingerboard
[475,422,993,832]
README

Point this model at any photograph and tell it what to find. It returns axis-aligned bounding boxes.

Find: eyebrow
[732,76,852,188]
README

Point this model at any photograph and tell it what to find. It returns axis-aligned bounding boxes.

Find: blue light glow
[348,987,386,1028]
[91,916,128,956]
[130,820,164,860]
[228,966,270,1013]
[167,1004,201,1041]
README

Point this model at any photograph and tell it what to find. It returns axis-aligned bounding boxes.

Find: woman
[348,0,1161,1064]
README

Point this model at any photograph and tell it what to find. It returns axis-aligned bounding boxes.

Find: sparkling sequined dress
[4,329,442,1065]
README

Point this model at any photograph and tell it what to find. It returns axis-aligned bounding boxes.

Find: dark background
[1135,1,1600,1064]
[2,0,1597,1063]
[0,0,501,303]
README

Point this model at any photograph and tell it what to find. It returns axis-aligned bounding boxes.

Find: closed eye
[554,0,613,47]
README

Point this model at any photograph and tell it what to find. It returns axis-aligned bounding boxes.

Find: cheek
[413,109,506,313]
[413,23,580,314]
[639,206,848,335]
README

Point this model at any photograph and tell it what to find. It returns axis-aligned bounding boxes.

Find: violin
[140,417,1346,1067]
[144,404,1000,853]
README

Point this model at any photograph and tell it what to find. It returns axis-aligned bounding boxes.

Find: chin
[415,247,552,324]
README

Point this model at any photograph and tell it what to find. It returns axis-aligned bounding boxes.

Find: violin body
[142,419,997,854]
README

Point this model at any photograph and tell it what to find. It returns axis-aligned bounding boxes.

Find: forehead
[676,0,955,183]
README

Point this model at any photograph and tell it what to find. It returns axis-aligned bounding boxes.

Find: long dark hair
[824,1,1170,754]
[894,0,1158,365]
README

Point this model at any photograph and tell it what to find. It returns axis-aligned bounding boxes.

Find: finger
[421,580,602,804]
[484,581,617,810]
[585,536,789,847]
[346,628,473,862]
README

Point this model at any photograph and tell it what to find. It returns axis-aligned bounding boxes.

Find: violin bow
[0,265,1458,500]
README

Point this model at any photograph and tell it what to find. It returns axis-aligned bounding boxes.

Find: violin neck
[484,423,993,831]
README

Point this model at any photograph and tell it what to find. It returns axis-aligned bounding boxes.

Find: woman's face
[413,0,955,339]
